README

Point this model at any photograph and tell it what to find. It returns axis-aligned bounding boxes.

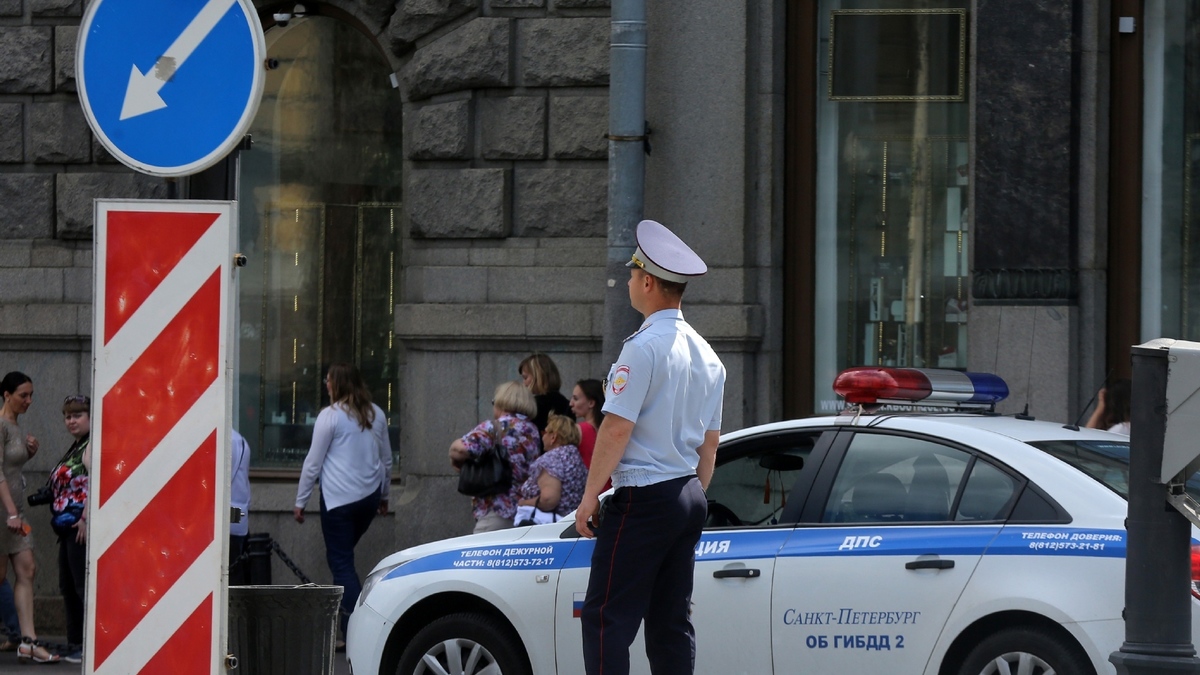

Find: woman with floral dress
[517,413,588,523]
[49,395,90,664]
[449,381,541,533]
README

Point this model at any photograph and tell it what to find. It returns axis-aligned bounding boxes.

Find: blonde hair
[518,353,562,396]
[493,381,537,418]
[544,413,581,447]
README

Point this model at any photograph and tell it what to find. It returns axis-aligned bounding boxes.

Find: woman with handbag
[0,372,58,664]
[449,381,540,533]
[49,394,90,664]
[293,363,393,647]
[514,413,588,526]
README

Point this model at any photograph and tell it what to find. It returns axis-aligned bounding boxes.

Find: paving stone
[520,18,608,86]
[0,268,63,303]
[550,95,606,158]
[407,169,510,238]
[0,175,54,239]
[55,173,169,239]
[0,27,53,94]
[0,104,22,163]
[401,17,510,101]
[480,96,545,160]
[386,0,479,55]
[54,25,77,92]
[30,0,81,16]
[407,99,471,160]
[29,101,91,164]
[0,0,20,16]
[513,168,606,237]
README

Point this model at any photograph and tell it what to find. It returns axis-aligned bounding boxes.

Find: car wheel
[957,627,1089,675]
[396,612,530,675]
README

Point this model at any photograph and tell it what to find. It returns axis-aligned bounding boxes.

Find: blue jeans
[319,491,380,637]
[0,579,16,639]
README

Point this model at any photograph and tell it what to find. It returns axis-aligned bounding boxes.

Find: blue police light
[834,367,1009,407]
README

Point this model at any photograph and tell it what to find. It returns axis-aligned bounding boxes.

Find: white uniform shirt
[602,308,726,488]
[230,430,251,537]
[295,402,392,510]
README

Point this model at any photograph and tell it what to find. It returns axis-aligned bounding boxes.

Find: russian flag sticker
[573,592,586,618]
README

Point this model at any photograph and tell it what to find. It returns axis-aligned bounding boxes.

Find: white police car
[347,368,1200,675]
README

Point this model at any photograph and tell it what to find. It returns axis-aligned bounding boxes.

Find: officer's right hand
[576,495,599,538]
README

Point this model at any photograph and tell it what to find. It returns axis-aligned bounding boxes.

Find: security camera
[273,12,291,27]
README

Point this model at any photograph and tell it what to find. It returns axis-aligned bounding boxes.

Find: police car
[347,368,1200,675]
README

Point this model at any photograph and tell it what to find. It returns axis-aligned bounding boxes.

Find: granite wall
[969,0,1108,421]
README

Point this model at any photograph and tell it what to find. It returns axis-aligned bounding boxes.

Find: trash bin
[228,585,343,675]
[244,533,273,586]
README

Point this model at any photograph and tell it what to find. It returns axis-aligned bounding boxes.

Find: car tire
[395,612,530,675]
[957,627,1090,675]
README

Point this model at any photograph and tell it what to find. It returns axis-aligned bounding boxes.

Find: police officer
[576,219,726,675]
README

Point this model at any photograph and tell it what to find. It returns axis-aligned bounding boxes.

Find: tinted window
[1030,440,1131,497]
[955,460,1017,521]
[706,438,815,528]
[822,434,969,524]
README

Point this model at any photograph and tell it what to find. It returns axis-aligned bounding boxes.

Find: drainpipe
[602,0,647,367]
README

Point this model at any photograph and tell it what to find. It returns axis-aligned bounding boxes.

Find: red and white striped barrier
[87,200,236,675]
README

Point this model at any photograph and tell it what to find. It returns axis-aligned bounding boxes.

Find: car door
[772,430,1018,672]
[553,429,833,675]
[689,430,829,674]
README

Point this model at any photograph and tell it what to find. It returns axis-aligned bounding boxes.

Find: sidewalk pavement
[0,638,352,674]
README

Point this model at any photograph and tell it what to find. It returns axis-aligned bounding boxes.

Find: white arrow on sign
[119,0,239,121]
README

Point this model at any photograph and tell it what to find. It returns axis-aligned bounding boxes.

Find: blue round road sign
[77,0,266,177]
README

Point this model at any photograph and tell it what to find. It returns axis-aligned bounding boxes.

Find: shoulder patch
[611,365,631,394]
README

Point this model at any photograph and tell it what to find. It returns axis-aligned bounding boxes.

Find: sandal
[0,638,15,652]
[17,637,60,665]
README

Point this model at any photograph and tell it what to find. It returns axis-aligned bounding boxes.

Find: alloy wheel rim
[414,638,501,675]
[978,650,1055,675]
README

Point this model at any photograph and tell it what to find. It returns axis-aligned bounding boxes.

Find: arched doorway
[234,12,403,469]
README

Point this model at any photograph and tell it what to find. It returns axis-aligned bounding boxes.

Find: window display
[813,0,970,413]
[236,16,402,468]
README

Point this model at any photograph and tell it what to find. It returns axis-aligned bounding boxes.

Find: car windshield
[1029,440,1132,497]
[1030,439,1200,500]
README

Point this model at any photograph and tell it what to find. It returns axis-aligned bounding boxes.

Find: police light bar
[833,367,1009,408]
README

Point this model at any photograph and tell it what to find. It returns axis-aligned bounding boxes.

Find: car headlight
[358,560,408,608]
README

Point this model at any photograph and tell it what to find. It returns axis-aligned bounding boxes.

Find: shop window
[812,1,970,413]
[1142,1,1200,343]
[235,15,402,469]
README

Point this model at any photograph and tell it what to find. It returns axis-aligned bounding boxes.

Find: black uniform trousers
[581,475,708,675]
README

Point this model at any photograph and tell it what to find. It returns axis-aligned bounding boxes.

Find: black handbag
[457,421,512,498]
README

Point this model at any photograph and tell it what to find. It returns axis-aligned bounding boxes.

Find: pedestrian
[294,363,392,648]
[519,353,573,435]
[515,413,588,524]
[0,372,59,664]
[1086,378,1131,436]
[50,394,91,664]
[228,429,251,585]
[449,381,541,533]
[575,220,726,675]
[570,378,605,470]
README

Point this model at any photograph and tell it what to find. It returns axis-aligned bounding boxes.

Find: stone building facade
[0,0,1174,632]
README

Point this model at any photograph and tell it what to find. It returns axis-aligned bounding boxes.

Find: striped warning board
[87,200,236,675]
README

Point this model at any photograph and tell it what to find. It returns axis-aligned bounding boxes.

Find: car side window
[822,434,970,524]
[705,436,815,528]
[955,458,1018,521]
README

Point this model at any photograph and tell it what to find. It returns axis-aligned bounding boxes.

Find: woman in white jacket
[294,363,392,643]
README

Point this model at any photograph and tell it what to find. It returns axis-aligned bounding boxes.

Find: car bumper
[347,602,392,675]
